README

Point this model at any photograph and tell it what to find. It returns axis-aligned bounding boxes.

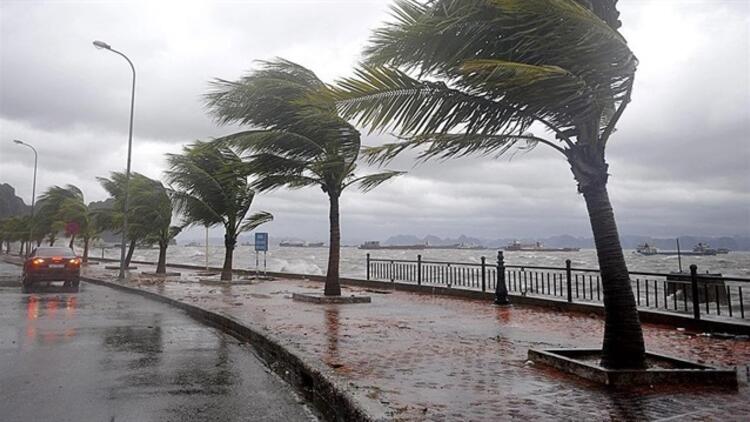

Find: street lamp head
[93,40,111,50]
[13,139,23,145]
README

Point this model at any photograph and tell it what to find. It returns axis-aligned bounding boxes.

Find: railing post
[690,264,700,320]
[366,253,370,281]
[566,259,573,303]
[481,256,486,292]
[417,254,422,286]
[390,260,394,283]
[494,251,510,305]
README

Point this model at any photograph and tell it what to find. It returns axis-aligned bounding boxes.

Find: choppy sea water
[94,245,750,279]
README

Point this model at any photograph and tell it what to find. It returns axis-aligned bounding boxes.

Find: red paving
[84,264,750,421]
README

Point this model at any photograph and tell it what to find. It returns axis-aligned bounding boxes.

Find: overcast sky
[1,0,748,242]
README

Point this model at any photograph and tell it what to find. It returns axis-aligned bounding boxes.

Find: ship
[691,243,718,256]
[503,240,580,252]
[635,243,658,255]
[358,241,426,250]
[280,241,325,247]
[647,242,719,256]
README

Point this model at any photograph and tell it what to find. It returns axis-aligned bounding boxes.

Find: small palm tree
[98,172,166,267]
[129,177,182,274]
[206,59,403,296]
[334,0,644,368]
[55,185,105,262]
[37,185,85,250]
[166,141,273,281]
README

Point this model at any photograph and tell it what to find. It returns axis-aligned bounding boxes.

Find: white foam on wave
[277,259,323,275]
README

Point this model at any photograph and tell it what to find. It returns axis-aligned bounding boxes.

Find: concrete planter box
[104,265,138,270]
[528,348,737,389]
[292,293,371,304]
[140,271,182,277]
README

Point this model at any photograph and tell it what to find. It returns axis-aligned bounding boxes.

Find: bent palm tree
[206,59,403,296]
[166,141,273,281]
[98,172,166,267]
[334,0,644,368]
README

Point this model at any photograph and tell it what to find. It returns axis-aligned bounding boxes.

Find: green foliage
[334,0,637,165]
[97,172,175,246]
[165,141,272,241]
[206,59,404,197]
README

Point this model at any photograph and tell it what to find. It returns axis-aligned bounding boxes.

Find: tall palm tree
[334,0,644,368]
[205,59,403,296]
[166,141,273,281]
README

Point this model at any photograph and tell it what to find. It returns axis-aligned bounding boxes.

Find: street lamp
[13,139,37,256]
[93,39,136,280]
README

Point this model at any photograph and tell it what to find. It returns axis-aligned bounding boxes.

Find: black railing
[366,252,750,322]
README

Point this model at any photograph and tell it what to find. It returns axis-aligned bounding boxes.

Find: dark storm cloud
[0,0,748,241]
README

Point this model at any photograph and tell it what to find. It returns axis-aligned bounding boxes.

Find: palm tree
[129,177,182,274]
[98,172,166,267]
[56,188,110,263]
[166,141,273,281]
[205,59,403,296]
[36,185,85,249]
[333,0,644,368]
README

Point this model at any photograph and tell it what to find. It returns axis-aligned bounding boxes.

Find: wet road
[0,262,317,422]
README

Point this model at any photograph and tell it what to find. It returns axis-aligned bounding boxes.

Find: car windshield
[34,247,76,257]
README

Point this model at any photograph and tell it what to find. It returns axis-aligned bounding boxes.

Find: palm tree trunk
[221,233,235,281]
[82,237,90,263]
[570,146,646,369]
[68,234,76,253]
[156,242,167,274]
[324,193,342,296]
[124,239,136,267]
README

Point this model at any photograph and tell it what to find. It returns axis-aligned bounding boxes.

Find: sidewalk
[84,263,750,421]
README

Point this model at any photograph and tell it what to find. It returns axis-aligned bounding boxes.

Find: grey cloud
[0,0,748,242]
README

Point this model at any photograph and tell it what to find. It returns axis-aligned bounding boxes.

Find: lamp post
[93,40,136,280]
[13,139,37,256]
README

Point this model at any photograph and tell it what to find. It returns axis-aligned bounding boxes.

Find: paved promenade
[73,262,750,421]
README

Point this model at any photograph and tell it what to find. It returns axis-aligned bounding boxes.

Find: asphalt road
[0,261,317,422]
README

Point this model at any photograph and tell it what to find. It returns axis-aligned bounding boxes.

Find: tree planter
[528,348,737,389]
[140,271,181,277]
[104,265,137,270]
[292,293,371,304]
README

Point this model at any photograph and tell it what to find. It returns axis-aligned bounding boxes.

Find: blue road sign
[254,232,269,252]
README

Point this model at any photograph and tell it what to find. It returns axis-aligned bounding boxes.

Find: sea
[93,245,750,279]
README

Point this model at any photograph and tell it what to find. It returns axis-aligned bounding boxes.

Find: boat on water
[643,242,719,256]
[358,241,426,250]
[503,241,580,252]
[185,241,202,247]
[280,241,325,247]
[635,243,658,255]
[717,248,730,254]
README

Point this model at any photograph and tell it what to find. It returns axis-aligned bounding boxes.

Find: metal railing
[366,252,750,322]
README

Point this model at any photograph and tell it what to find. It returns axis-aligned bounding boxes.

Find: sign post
[254,232,269,277]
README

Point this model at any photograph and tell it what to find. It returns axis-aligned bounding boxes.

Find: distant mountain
[0,183,30,219]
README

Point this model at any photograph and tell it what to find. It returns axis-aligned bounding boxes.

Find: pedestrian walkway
[84,263,750,421]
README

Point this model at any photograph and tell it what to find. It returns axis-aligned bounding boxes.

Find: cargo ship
[280,241,325,247]
[358,241,425,250]
[503,241,580,252]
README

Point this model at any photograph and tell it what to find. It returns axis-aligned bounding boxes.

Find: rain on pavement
[0,261,317,422]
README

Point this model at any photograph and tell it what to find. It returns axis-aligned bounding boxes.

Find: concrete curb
[81,276,381,422]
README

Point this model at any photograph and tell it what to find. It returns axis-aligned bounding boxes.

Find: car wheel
[72,280,80,292]
[22,282,32,294]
